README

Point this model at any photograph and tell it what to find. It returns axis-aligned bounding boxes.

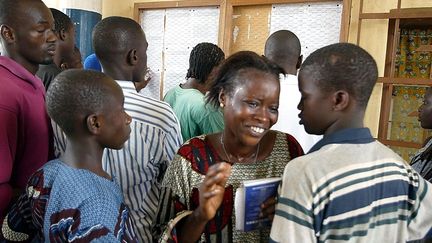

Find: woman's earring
[220,103,224,108]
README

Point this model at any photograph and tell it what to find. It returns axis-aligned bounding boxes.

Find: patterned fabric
[411,138,432,183]
[161,131,304,242]
[164,84,224,141]
[270,128,432,243]
[389,86,429,161]
[395,28,432,79]
[51,121,66,158]
[390,86,426,144]
[103,80,183,242]
[0,160,138,242]
[391,28,432,161]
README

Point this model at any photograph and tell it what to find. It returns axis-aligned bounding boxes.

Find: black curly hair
[50,8,73,35]
[186,42,225,83]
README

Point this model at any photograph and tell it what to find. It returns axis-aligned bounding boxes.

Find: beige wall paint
[349,0,395,137]
[102,0,177,18]
[362,0,398,13]
[102,0,136,18]
[43,0,103,13]
[42,0,60,8]
[401,0,432,8]
[358,18,389,137]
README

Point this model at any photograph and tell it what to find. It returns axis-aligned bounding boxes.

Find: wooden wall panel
[42,0,59,8]
[401,0,432,8]
[365,83,384,137]
[362,0,398,13]
[350,1,396,138]
[104,0,182,18]
[359,19,389,77]
[347,0,360,43]
[358,19,389,136]
[351,0,432,139]
[230,5,271,54]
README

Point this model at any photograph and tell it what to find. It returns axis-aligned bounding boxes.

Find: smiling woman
[158,51,304,243]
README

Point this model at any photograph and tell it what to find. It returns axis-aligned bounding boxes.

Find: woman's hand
[195,162,232,222]
[260,195,278,221]
[178,162,232,243]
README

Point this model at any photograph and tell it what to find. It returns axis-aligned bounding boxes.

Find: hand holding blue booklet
[235,177,281,232]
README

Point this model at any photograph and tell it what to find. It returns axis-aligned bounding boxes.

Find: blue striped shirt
[270,128,432,243]
[52,120,66,158]
[102,81,182,242]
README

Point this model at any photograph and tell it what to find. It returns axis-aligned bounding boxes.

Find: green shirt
[164,85,224,141]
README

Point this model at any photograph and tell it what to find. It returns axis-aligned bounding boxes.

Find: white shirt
[272,74,321,152]
[103,80,183,242]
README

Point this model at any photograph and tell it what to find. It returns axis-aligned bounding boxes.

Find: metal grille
[139,7,220,99]
[270,1,343,59]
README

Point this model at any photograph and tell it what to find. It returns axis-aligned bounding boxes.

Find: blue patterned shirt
[1,160,138,242]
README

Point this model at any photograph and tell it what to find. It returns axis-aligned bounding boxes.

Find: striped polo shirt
[103,80,183,242]
[270,128,432,243]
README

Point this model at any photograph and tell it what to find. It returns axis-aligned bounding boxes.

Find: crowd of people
[1,0,432,242]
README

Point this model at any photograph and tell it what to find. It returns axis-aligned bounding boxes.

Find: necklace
[220,133,260,164]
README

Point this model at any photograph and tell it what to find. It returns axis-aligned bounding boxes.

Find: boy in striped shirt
[270,43,432,242]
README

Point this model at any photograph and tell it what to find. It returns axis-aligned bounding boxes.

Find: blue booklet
[235,177,281,232]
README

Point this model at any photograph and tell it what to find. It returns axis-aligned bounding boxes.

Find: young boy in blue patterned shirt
[1,70,138,242]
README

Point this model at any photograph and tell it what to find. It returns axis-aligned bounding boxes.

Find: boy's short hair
[92,16,144,63]
[301,43,378,108]
[264,30,301,65]
[46,69,117,135]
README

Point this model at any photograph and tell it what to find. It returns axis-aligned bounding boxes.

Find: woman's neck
[220,133,260,164]
[181,78,207,94]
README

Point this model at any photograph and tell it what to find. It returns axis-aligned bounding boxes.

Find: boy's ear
[86,114,102,135]
[332,90,350,111]
[127,49,138,66]
[296,55,303,70]
[59,28,67,41]
[1,24,15,44]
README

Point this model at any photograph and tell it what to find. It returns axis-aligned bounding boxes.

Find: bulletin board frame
[133,0,352,55]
